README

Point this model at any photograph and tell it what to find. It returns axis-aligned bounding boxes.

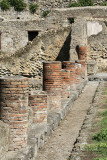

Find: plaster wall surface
[87,21,103,37]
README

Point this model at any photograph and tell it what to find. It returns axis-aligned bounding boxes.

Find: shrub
[42,10,50,18]
[79,0,94,6]
[0,0,10,11]
[68,2,80,7]
[29,3,38,14]
[92,129,107,141]
[8,0,26,12]
[99,2,107,6]
[68,0,94,7]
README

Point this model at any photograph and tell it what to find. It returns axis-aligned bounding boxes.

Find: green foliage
[102,88,107,95]
[8,0,26,12]
[100,110,107,116]
[99,2,107,6]
[92,129,107,141]
[68,2,80,7]
[79,0,94,6]
[0,0,10,11]
[94,158,107,160]
[68,0,94,7]
[42,10,50,18]
[0,0,26,12]
[29,3,38,14]
[100,116,107,127]
[85,143,107,157]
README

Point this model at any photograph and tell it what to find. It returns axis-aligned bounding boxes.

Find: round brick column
[43,62,62,112]
[0,76,29,151]
[62,61,76,90]
[77,44,87,61]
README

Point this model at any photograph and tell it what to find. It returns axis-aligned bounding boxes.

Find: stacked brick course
[29,91,47,124]
[0,76,29,151]
[43,62,62,112]
[62,61,77,90]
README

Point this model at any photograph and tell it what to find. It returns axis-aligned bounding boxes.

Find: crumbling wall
[0,7,107,76]
[87,20,107,72]
[0,27,71,80]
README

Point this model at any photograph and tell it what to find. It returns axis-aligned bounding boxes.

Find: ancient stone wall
[87,20,107,72]
[0,27,71,82]
[0,7,107,78]
[0,0,73,20]
[49,7,107,71]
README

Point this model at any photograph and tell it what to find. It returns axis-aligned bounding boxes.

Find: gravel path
[35,81,99,160]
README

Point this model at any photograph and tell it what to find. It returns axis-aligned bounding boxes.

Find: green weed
[102,88,107,95]
[100,117,107,127]
[100,110,107,117]
[42,10,50,18]
[85,143,107,157]
[29,3,38,14]
[92,129,107,141]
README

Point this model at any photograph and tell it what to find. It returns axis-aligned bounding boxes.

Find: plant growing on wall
[99,1,107,6]
[0,0,10,11]
[0,0,26,11]
[68,0,94,7]
[42,10,50,18]
[29,3,38,14]
[68,2,80,7]
[79,0,94,6]
[8,0,26,11]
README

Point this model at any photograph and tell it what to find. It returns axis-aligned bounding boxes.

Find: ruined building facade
[0,3,107,160]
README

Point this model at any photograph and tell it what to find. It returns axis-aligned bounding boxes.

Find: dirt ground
[35,81,99,160]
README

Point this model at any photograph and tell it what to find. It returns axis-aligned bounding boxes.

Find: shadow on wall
[56,31,71,61]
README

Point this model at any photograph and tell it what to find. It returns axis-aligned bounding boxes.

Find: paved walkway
[35,81,99,160]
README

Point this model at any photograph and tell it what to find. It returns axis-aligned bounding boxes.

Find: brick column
[0,76,29,151]
[43,62,62,112]
[29,91,47,124]
[61,69,70,99]
[77,44,87,61]
[62,61,76,90]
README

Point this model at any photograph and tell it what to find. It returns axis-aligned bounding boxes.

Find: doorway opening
[28,31,39,41]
